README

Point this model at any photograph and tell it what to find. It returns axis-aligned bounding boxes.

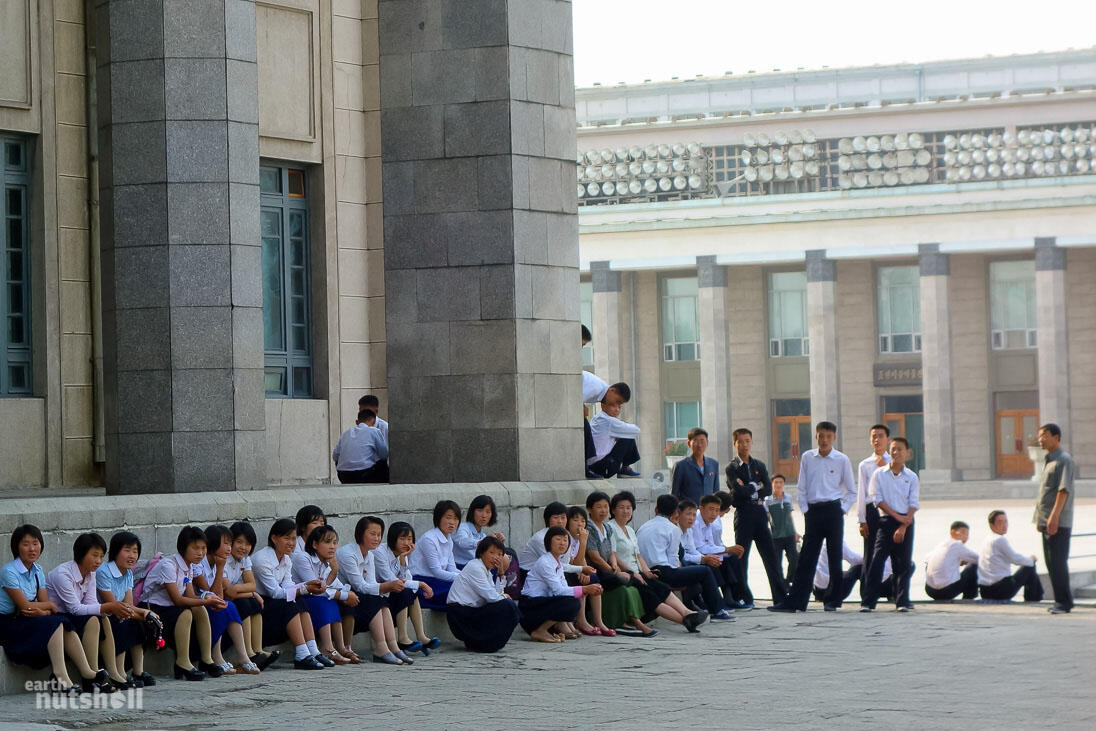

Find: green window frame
[1,136,32,396]
[664,401,702,443]
[260,165,313,398]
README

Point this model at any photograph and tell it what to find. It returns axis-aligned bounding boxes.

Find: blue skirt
[417,577,453,611]
[300,594,342,630]
[447,600,519,653]
[0,612,74,669]
[208,600,242,644]
[339,594,386,630]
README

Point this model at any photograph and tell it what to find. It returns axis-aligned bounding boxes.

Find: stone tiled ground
[0,601,1092,730]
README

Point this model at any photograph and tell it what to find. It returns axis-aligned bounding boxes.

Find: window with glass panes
[661,276,699,361]
[664,401,701,442]
[989,260,1036,350]
[878,265,921,353]
[1,136,31,396]
[260,165,313,397]
[768,271,808,357]
[579,280,594,368]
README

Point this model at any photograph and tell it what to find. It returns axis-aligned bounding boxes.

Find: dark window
[1,136,31,396]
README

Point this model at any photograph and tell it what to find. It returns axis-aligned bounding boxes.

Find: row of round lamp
[835,133,932,189]
[577,143,708,198]
[942,125,1096,182]
[737,129,819,184]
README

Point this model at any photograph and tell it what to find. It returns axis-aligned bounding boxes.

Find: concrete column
[1036,237,1071,445]
[96,0,264,494]
[919,244,960,482]
[727,265,769,462]
[697,256,731,464]
[806,250,840,444]
[591,261,621,379]
[378,0,581,482]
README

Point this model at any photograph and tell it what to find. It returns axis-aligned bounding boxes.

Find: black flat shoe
[197,660,225,678]
[173,665,206,681]
[82,669,117,693]
[397,640,423,652]
[111,676,136,689]
[252,649,280,670]
[313,653,335,667]
[135,671,156,687]
[293,656,325,670]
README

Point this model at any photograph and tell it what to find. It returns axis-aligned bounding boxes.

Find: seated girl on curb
[223,521,279,670]
[336,516,414,665]
[408,500,462,610]
[290,524,360,665]
[1,524,107,695]
[374,522,439,655]
[97,531,157,688]
[583,492,655,636]
[139,526,225,681]
[519,527,603,643]
[250,519,325,670]
[565,506,615,637]
[193,524,258,676]
[453,494,507,569]
[447,536,520,653]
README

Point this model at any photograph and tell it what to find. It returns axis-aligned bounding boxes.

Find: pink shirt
[45,561,100,616]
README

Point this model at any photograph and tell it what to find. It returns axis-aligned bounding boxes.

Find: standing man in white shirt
[860,437,919,612]
[769,421,856,613]
[857,424,891,601]
[1034,423,1075,614]
[924,521,980,601]
[978,510,1044,603]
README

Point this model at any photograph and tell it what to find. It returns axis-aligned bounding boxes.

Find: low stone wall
[0,479,660,695]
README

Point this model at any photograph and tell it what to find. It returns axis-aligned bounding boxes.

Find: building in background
[577,49,1096,482]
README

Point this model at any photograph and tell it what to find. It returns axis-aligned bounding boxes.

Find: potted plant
[664,440,688,470]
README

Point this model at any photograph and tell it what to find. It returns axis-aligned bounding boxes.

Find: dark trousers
[926,564,979,601]
[813,564,862,605]
[583,419,596,461]
[862,514,915,609]
[733,503,788,603]
[587,438,640,478]
[654,565,726,613]
[860,505,879,601]
[772,535,799,585]
[684,560,741,610]
[337,459,389,484]
[979,566,1044,602]
[1042,527,1073,610]
[786,500,845,610]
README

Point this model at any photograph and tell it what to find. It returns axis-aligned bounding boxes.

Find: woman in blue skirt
[408,500,462,610]
[193,525,259,675]
[290,524,360,665]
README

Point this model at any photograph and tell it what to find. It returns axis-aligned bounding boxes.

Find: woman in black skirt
[519,528,603,643]
[446,536,520,653]
[97,531,157,687]
[224,521,279,670]
[0,524,105,695]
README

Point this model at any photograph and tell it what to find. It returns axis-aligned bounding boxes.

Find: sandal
[578,626,602,636]
[599,627,617,637]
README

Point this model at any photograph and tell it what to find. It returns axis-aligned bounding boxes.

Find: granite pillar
[379,0,581,482]
[96,0,264,494]
[591,260,621,379]
[919,244,960,481]
[806,250,840,446]
[1035,237,1071,446]
[697,256,731,463]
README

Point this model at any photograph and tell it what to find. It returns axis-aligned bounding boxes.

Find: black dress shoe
[197,661,225,678]
[173,665,206,681]
[683,610,708,633]
[252,649,280,670]
[767,603,797,613]
[82,669,117,693]
[135,671,156,687]
[313,653,335,667]
[823,604,838,612]
[293,656,325,670]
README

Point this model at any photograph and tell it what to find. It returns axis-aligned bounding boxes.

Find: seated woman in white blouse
[452,495,507,569]
[374,522,439,655]
[290,525,360,665]
[519,527,602,643]
[447,536,520,653]
[408,500,462,610]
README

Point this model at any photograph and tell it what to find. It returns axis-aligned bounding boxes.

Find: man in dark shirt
[1034,423,1075,614]
[671,428,720,504]
[726,428,788,607]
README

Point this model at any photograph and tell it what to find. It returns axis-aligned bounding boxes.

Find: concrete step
[1075,584,1096,599]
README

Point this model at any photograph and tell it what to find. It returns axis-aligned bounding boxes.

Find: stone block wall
[950,254,992,479]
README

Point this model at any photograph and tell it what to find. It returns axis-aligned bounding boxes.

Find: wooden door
[773,416,812,482]
[883,412,925,473]
[996,409,1039,478]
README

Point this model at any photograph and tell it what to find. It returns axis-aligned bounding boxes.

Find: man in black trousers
[770,421,857,612]
[726,428,788,608]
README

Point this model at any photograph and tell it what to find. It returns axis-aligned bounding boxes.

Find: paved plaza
[0,600,1091,730]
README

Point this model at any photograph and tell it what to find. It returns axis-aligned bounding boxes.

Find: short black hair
[108,531,142,562]
[610,490,636,517]
[687,427,708,441]
[295,505,326,542]
[357,408,377,423]
[716,491,733,511]
[772,473,787,482]
[988,510,1006,526]
[387,521,415,552]
[655,494,679,517]
[10,524,44,558]
[890,436,910,450]
[73,533,108,564]
[699,494,722,508]
[870,424,890,436]
[816,421,838,434]
[567,505,588,523]
[586,490,611,510]
[466,495,498,527]
[203,525,231,555]
[268,518,297,548]
[608,382,631,402]
[732,427,752,442]
[359,394,380,408]
[678,499,698,512]
[229,521,257,554]
[581,324,592,343]
[542,501,567,527]
[543,526,569,552]
[176,526,206,555]
[476,535,505,559]
[354,515,385,545]
[1039,423,1061,438]
[950,521,970,532]
[433,500,461,528]
[305,525,338,555]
